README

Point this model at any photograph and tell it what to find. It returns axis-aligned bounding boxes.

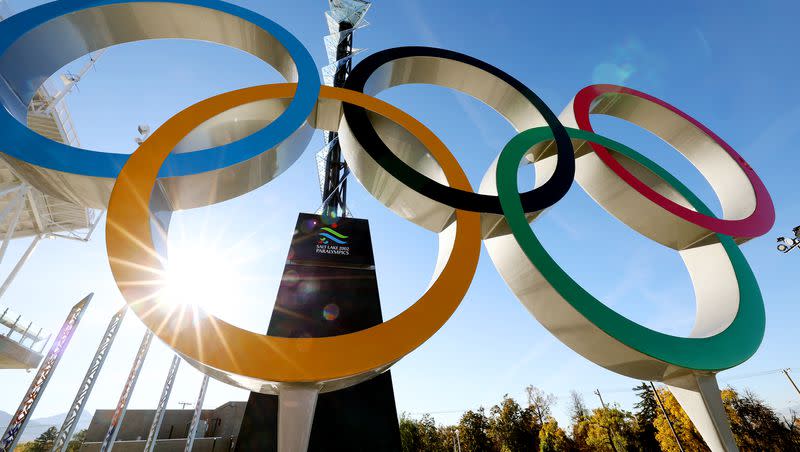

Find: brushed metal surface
[0,1,313,209]
[339,55,558,237]
[558,92,758,250]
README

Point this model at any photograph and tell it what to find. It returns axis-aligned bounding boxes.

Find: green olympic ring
[495,127,764,372]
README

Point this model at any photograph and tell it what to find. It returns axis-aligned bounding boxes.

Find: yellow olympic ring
[106,84,481,389]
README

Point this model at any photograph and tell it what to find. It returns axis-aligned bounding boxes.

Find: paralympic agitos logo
[318,224,348,245]
[316,223,350,255]
[0,1,774,450]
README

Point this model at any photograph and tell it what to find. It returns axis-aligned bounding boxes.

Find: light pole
[776,226,800,253]
[774,232,800,401]
[134,124,150,147]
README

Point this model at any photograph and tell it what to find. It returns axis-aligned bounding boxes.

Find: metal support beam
[0,187,26,266]
[277,385,320,452]
[0,294,93,452]
[0,234,41,301]
[666,373,738,452]
[51,308,126,452]
[651,381,685,452]
[100,330,153,452]
[0,188,22,222]
[184,375,210,452]
[83,211,104,242]
[0,183,22,198]
[25,190,44,235]
[144,355,181,452]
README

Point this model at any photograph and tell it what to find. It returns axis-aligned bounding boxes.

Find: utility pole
[593,389,618,452]
[783,369,800,398]
[650,382,685,452]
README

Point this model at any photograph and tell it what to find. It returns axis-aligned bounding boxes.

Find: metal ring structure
[0,0,320,209]
[341,46,575,238]
[559,84,774,249]
[106,83,482,394]
[488,126,764,384]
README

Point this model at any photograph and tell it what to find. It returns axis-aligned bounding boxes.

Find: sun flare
[162,243,241,313]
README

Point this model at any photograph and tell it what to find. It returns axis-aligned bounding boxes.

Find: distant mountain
[0,411,10,428]
[3,410,93,443]
[31,410,93,429]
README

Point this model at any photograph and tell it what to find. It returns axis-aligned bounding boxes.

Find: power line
[401,366,800,418]
[719,367,795,382]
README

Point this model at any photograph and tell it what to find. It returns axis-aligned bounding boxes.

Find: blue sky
[1,0,799,431]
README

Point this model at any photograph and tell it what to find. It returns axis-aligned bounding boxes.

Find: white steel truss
[184,374,210,452]
[51,307,127,452]
[100,330,153,452]
[0,294,93,451]
[143,355,181,452]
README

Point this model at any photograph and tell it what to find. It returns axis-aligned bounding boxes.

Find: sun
[161,242,241,313]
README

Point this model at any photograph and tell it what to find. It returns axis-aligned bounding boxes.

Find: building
[80,401,246,451]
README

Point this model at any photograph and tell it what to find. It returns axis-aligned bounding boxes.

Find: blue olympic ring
[0,0,320,179]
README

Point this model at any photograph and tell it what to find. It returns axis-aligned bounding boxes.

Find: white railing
[0,305,50,353]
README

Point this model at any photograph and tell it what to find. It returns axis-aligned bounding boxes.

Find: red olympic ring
[572,84,774,240]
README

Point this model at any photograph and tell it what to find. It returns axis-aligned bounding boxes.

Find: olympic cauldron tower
[235,1,403,450]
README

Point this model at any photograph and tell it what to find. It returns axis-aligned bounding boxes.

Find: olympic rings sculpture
[0,0,774,442]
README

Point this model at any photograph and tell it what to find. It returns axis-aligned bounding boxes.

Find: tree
[25,426,58,452]
[67,429,87,452]
[400,413,423,452]
[568,391,589,424]
[399,413,447,452]
[584,405,636,452]
[632,382,660,451]
[789,410,800,446]
[567,391,591,451]
[652,388,708,452]
[458,408,494,452]
[652,386,800,452]
[721,387,798,451]
[488,394,535,451]
[437,425,459,452]
[539,417,569,452]
[526,386,556,429]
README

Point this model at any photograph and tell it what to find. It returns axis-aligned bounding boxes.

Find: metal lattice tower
[0,294,93,452]
[51,307,126,452]
[100,330,153,452]
[184,374,210,452]
[143,355,181,452]
[316,0,371,219]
